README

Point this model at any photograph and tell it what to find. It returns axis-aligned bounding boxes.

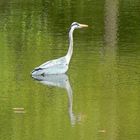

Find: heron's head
[71,22,88,29]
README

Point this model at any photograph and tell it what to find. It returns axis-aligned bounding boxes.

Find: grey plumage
[31,22,88,76]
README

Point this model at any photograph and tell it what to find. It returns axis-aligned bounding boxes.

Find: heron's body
[31,22,88,76]
[32,56,68,75]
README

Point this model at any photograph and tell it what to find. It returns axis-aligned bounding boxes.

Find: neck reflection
[32,74,78,126]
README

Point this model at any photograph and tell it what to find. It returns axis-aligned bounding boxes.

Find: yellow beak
[79,24,88,28]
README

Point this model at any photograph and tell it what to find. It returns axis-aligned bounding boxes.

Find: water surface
[0,0,140,140]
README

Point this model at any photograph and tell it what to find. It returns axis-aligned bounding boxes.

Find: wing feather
[35,56,67,70]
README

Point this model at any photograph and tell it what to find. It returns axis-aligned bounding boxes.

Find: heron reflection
[32,74,79,125]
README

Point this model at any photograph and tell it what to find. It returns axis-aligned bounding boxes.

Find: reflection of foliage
[0,1,140,140]
[119,0,140,44]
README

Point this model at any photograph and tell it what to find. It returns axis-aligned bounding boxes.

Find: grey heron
[31,22,88,75]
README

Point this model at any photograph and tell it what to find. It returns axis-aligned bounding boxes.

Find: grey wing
[35,56,67,70]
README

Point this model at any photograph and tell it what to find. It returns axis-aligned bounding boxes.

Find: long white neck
[66,27,75,64]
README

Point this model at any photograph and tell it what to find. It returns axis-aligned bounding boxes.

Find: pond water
[0,0,140,140]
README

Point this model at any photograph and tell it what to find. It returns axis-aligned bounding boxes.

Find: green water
[0,0,140,140]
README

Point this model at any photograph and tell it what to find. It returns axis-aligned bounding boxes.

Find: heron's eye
[75,24,79,27]
[71,23,79,28]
